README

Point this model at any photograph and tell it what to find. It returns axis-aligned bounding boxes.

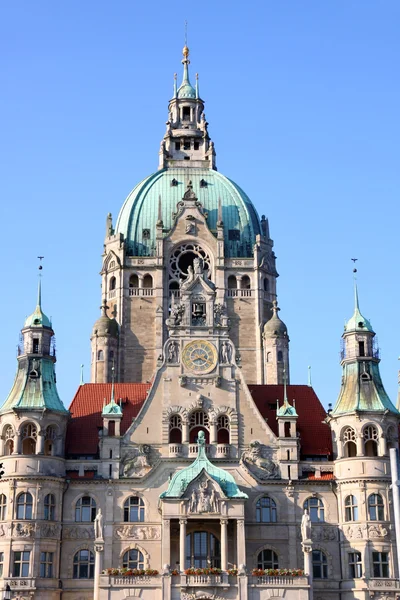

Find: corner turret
[90,299,119,383]
[263,300,290,384]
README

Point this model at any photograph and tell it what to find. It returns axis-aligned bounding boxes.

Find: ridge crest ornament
[182,340,218,374]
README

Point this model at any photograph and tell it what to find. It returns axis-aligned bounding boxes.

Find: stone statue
[122,445,151,478]
[301,509,311,542]
[193,257,204,275]
[220,341,232,364]
[189,488,197,513]
[94,508,104,540]
[168,341,179,363]
[199,480,211,512]
[241,441,280,480]
[210,488,218,513]
[106,212,114,237]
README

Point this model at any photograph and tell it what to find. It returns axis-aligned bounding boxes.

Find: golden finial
[183,45,189,58]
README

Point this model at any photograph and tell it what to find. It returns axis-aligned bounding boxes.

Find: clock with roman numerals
[182,340,218,374]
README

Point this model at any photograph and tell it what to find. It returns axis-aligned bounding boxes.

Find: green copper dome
[160,431,247,499]
[115,168,261,258]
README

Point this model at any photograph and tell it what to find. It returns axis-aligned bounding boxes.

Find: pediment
[181,276,215,296]
[184,470,226,515]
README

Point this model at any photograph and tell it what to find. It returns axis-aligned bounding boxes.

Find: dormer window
[182,107,190,121]
[171,178,178,186]
[200,178,207,187]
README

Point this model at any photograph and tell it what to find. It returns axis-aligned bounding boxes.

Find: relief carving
[343,524,367,540]
[13,522,35,538]
[188,479,219,514]
[241,441,280,480]
[115,525,161,540]
[121,445,152,478]
[368,524,389,539]
[39,523,60,538]
[63,525,94,540]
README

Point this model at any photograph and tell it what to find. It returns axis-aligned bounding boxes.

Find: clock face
[182,340,218,374]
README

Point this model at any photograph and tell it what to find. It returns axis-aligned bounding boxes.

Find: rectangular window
[175,142,181,151]
[372,551,389,577]
[183,140,191,150]
[40,552,53,578]
[0,552,3,577]
[182,107,190,121]
[359,341,365,356]
[33,338,39,353]
[194,141,200,150]
[228,229,240,241]
[348,552,362,578]
[13,551,30,577]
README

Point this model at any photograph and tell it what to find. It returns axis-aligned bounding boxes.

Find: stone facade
[1,46,399,600]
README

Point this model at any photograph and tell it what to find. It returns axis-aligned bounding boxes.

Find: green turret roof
[24,280,52,329]
[1,357,68,414]
[160,431,247,499]
[331,361,398,415]
[102,382,122,416]
[344,282,374,333]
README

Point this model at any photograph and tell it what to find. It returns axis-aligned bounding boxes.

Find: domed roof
[177,82,196,99]
[92,301,119,337]
[115,168,261,258]
[263,301,288,337]
[344,282,374,334]
[24,280,52,329]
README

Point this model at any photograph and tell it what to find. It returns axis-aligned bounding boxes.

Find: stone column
[236,519,246,569]
[210,421,217,445]
[38,431,45,454]
[390,448,400,579]
[14,432,22,454]
[220,519,228,571]
[162,519,171,570]
[356,433,364,456]
[94,542,104,600]
[302,541,313,600]
[179,518,187,572]
[182,422,189,444]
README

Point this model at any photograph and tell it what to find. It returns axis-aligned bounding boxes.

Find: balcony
[181,573,229,587]
[102,574,160,588]
[128,288,154,297]
[169,443,182,458]
[217,443,230,457]
[368,578,400,591]
[226,289,252,298]
[251,575,308,586]
[3,577,36,591]
[189,444,211,457]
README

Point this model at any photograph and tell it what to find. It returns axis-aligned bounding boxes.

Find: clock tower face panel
[182,340,218,374]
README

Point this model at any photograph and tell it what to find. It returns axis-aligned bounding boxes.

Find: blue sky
[1,1,399,410]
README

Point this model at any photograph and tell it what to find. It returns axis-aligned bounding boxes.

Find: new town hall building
[1,47,399,600]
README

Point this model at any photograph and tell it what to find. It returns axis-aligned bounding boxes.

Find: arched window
[109,277,116,291]
[97,350,104,361]
[124,497,145,522]
[263,278,270,292]
[189,410,209,443]
[44,494,56,521]
[143,274,153,289]
[122,549,145,570]
[73,550,94,579]
[109,260,116,269]
[0,495,7,520]
[312,550,328,579]
[44,426,57,456]
[227,275,237,289]
[4,425,14,455]
[304,498,325,523]
[368,494,384,521]
[364,425,379,456]
[256,496,277,523]
[75,496,96,522]
[344,495,358,521]
[129,274,139,288]
[241,275,251,289]
[186,531,220,569]
[21,423,37,455]
[217,415,230,444]
[16,492,33,520]
[257,548,279,569]
[343,427,357,457]
[169,415,182,444]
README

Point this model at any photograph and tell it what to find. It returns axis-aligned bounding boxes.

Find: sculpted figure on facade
[167,340,180,364]
[121,445,152,477]
[115,525,160,540]
[63,526,94,540]
[220,340,232,364]
[241,441,280,480]
[94,508,104,540]
[14,522,34,538]
[188,479,219,514]
[301,509,312,542]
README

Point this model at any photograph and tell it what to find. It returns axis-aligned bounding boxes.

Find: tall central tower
[91,47,289,386]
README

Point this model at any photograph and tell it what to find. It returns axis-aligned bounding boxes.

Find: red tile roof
[248,385,333,458]
[305,472,335,480]
[66,383,151,456]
